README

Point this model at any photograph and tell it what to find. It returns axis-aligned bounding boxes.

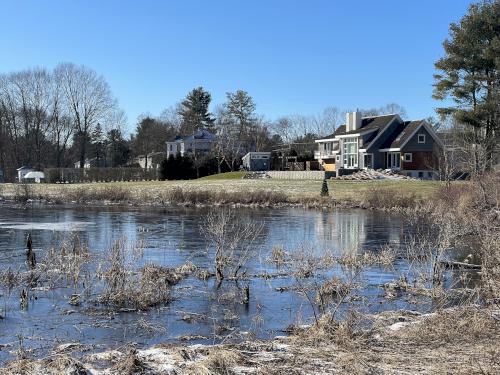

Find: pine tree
[178,87,215,135]
[320,179,329,197]
[433,0,500,170]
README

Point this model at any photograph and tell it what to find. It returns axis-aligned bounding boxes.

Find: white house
[166,129,216,158]
[23,171,45,183]
[17,166,34,182]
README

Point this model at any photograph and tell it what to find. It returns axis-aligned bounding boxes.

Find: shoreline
[0,178,441,211]
[1,305,498,374]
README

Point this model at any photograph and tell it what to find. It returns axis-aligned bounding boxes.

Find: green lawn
[198,171,247,180]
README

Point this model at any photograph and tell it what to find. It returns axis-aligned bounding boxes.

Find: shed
[242,152,272,171]
[17,166,34,182]
[23,171,45,183]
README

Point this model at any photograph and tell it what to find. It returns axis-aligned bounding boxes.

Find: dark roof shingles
[318,114,396,140]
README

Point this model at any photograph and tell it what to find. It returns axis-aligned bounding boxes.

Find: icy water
[0,205,466,363]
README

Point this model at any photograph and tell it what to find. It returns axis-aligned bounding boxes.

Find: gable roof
[17,166,34,171]
[316,114,397,141]
[379,120,422,149]
[380,120,444,150]
[167,129,216,143]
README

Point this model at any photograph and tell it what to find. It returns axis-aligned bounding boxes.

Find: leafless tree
[201,209,263,282]
[55,63,118,168]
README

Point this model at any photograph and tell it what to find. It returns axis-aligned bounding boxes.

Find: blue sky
[0,0,474,130]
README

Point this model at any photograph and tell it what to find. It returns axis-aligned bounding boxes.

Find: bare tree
[55,63,117,168]
[201,209,263,282]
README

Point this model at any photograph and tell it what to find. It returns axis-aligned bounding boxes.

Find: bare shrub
[13,183,35,203]
[184,349,242,375]
[270,246,287,266]
[66,186,131,203]
[165,187,289,206]
[42,234,90,289]
[97,238,195,309]
[201,209,262,281]
[362,186,418,209]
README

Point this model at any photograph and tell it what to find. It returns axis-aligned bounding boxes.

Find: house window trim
[404,153,412,162]
[417,134,426,144]
[342,137,358,169]
[363,153,374,169]
[387,152,401,170]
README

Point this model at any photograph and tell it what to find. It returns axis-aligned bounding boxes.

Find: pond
[0,205,469,363]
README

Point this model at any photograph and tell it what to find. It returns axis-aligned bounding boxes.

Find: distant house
[17,166,34,182]
[23,171,45,183]
[166,129,216,158]
[242,152,272,171]
[314,112,444,179]
[74,158,104,169]
[136,152,166,170]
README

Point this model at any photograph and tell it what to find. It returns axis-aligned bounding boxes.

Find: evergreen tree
[91,123,106,166]
[320,179,329,197]
[107,129,130,167]
[225,90,257,138]
[178,87,215,135]
[433,0,500,170]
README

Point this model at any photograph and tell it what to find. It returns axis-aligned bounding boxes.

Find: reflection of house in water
[315,210,402,255]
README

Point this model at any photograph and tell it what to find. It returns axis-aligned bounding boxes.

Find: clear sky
[0,0,474,130]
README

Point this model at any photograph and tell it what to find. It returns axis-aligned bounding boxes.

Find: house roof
[317,114,397,140]
[17,166,33,171]
[168,129,216,143]
[23,171,45,179]
[379,120,424,149]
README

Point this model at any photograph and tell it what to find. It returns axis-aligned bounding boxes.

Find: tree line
[1,62,408,181]
[1,0,497,180]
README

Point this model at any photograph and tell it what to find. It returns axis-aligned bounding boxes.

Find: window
[407,172,413,177]
[387,152,401,169]
[336,154,340,163]
[404,153,412,162]
[363,154,373,169]
[418,171,424,178]
[418,134,426,143]
[427,172,433,178]
[342,137,358,168]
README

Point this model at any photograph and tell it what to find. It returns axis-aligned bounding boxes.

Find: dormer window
[418,134,426,143]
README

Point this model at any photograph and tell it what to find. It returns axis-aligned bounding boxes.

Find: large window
[343,137,358,168]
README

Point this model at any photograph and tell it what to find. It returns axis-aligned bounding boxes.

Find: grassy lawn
[0,177,446,204]
[198,171,247,180]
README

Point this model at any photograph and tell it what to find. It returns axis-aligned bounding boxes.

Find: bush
[362,186,418,209]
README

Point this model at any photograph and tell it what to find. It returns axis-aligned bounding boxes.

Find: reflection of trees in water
[315,210,403,256]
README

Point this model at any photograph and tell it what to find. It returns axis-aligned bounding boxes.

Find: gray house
[242,152,272,171]
[314,111,444,179]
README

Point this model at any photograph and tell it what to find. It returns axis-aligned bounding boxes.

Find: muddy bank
[1,306,498,374]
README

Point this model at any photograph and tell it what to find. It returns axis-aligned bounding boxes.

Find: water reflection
[0,205,442,363]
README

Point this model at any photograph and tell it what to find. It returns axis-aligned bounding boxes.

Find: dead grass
[184,349,242,375]
[0,179,444,208]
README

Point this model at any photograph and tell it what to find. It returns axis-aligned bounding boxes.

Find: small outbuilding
[23,171,45,183]
[17,166,34,182]
[242,152,272,171]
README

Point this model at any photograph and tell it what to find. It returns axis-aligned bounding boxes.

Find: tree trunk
[79,136,86,169]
